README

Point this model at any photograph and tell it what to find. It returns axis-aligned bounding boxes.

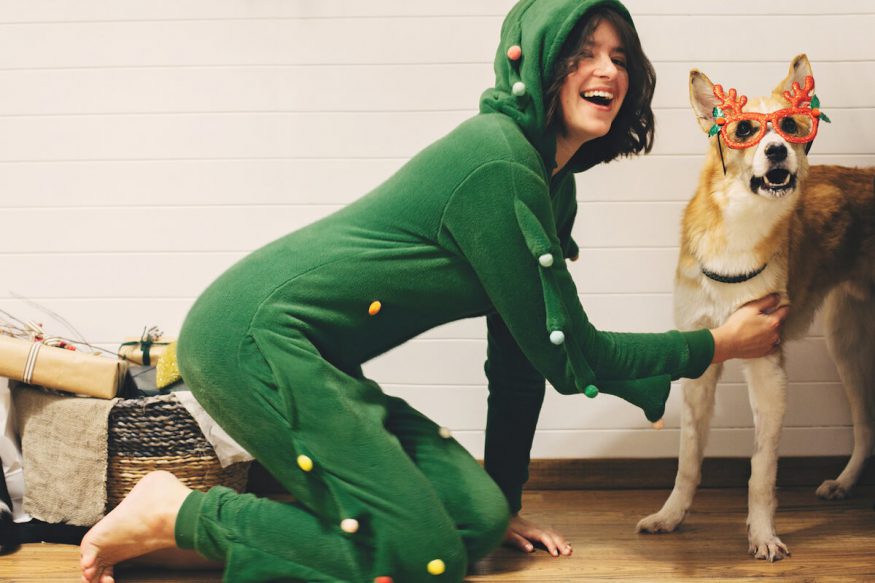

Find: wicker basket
[107,393,250,509]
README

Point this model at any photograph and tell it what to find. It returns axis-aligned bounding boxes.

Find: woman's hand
[710,293,790,363]
[504,514,572,557]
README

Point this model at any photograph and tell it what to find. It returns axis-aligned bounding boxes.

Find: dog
[635,54,875,561]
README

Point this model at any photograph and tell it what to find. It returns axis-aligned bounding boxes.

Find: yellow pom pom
[427,559,445,576]
[155,341,182,388]
[297,454,314,472]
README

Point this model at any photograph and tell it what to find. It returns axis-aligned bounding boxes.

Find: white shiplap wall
[2,1,873,459]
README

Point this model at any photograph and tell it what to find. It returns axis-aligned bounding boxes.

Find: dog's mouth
[750,168,796,197]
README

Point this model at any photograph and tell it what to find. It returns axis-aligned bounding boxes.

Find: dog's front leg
[743,354,790,561]
[637,363,722,534]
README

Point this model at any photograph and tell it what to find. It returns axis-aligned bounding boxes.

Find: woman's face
[558,19,629,146]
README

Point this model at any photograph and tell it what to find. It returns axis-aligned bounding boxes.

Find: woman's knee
[377,522,468,583]
[462,482,510,562]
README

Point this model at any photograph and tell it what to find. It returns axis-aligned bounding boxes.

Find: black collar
[701,263,767,284]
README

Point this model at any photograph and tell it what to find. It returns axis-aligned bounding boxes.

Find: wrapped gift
[0,335,127,399]
[117,327,173,366]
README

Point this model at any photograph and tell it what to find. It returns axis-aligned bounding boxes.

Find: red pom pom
[506,45,522,61]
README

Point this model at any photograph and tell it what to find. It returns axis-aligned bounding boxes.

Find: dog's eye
[780,117,798,134]
[735,120,754,138]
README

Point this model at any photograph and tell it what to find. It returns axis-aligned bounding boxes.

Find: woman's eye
[736,120,753,137]
[612,58,627,68]
[780,117,798,134]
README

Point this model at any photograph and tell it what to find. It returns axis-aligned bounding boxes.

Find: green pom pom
[583,384,599,398]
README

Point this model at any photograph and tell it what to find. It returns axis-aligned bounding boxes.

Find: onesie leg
[383,395,509,562]
[178,328,470,582]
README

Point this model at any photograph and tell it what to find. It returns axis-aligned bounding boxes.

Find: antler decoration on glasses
[708,85,749,137]
[707,74,830,139]
[783,75,815,109]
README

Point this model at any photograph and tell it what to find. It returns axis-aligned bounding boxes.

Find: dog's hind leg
[817,283,875,500]
[636,363,721,534]
[743,354,790,561]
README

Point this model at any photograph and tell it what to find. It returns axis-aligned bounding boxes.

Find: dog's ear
[689,69,720,133]
[773,54,812,98]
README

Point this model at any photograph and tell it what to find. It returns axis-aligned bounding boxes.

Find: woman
[79,1,787,581]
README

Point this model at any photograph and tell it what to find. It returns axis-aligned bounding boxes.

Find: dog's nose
[765,144,787,162]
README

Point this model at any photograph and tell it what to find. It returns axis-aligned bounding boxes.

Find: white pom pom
[538,253,554,268]
[512,81,527,96]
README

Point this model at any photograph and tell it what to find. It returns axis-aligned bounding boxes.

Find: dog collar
[701,263,767,284]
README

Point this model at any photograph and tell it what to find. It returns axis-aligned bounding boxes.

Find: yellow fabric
[156,341,182,389]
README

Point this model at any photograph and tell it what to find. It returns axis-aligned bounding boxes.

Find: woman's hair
[544,6,656,165]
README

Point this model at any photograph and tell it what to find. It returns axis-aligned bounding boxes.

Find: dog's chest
[675,267,785,329]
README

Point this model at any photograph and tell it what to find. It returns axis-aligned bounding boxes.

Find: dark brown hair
[544,6,656,166]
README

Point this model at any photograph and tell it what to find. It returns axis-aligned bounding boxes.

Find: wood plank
[0,0,871,23]
[247,457,875,493]
[3,482,873,581]
[2,155,870,209]
[2,61,871,116]
[2,14,873,68]
[1,108,871,163]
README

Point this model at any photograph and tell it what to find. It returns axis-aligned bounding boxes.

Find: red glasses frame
[710,75,826,150]
[716,109,819,149]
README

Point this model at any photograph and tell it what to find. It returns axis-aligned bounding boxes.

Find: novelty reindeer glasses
[708,75,830,171]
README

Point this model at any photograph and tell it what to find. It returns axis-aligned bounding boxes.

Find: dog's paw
[636,510,685,534]
[816,479,851,500]
[748,535,790,562]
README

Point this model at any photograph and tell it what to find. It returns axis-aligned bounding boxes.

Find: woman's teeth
[581,90,614,105]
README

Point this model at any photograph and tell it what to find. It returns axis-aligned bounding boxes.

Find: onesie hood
[480,0,634,174]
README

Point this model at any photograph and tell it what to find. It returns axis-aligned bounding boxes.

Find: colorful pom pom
[296,454,314,472]
[538,253,554,268]
[368,300,382,316]
[549,330,565,345]
[427,559,446,576]
[506,45,522,61]
[511,81,526,97]
[584,384,599,398]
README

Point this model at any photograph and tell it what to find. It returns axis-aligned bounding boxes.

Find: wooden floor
[1,486,873,582]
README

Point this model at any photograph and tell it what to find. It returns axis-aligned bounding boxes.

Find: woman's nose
[593,54,617,78]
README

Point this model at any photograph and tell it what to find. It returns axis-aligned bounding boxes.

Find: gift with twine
[0,334,126,399]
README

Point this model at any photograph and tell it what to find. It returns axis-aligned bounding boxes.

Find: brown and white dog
[636,54,875,561]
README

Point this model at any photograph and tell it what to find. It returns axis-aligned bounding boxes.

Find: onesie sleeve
[438,160,714,422]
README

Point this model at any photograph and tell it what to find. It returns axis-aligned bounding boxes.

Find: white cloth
[0,377,31,522]
[174,390,253,467]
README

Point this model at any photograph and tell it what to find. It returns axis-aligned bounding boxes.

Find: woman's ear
[773,54,812,98]
[689,69,720,133]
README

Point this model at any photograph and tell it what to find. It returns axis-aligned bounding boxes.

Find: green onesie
[176,0,714,581]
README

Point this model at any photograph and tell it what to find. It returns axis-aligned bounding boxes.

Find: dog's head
[689,54,824,201]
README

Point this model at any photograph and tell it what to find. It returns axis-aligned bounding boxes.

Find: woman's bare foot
[79,471,192,583]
